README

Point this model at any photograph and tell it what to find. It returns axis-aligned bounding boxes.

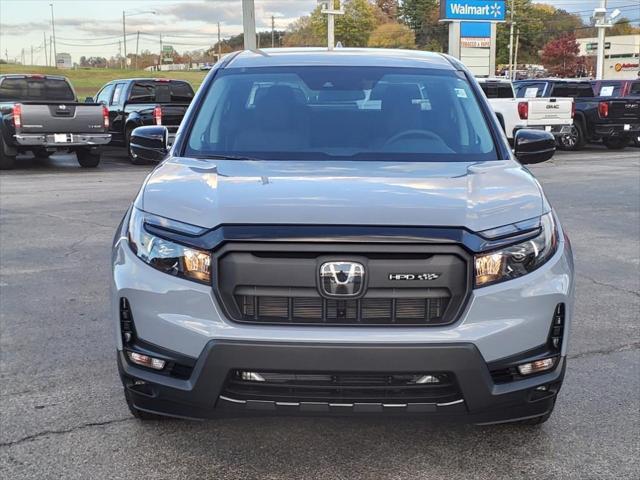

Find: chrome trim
[275,401,300,407]
[436,399,464,407]
[219,395,246,404]
[383,403,408,408]
[329,403,354,407]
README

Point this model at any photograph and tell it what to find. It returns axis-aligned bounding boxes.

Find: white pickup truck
[477,78,573,143]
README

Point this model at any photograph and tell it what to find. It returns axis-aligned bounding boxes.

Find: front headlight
[128,207,211,284]
[475,212,558,287]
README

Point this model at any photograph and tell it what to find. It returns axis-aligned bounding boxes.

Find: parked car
[513,79,640,150]
[114,48,574,426]
[91,78,194,163]
[591,79,640,146]
[0,74,111,169]
[477,78,573,143]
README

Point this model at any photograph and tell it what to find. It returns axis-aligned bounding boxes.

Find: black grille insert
[222,370,462,404]
[235,295,450,325]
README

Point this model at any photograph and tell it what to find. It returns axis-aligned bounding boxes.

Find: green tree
[284,16,324,47]
[309,0,380,47]
[398,0,446,50]
[368,22,416,48]
[610,18,640,36]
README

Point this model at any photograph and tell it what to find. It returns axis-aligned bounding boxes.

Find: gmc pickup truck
[477,78,573,143]
[91,78,194,164]
[592,79,640,146]
[0,74,110,169]
[113,49,574,426]
[514,79,640,150]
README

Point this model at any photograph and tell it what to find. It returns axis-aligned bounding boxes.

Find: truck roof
[224,48,457,70]
[0,74,68,81]
[514,78,592,84]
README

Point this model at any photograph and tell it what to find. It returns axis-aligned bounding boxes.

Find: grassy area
[0,64,207,98]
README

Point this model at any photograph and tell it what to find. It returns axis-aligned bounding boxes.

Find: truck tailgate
[606,99,640,122]
[17,103,106,134]
[160,104,189,127]
[526,98,573,125]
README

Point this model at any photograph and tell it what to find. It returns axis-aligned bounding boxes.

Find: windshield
[0,77,75,101]
[185,66,497,162]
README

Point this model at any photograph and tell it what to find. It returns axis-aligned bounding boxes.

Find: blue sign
[461,22,491,37]
[441,0,506,22]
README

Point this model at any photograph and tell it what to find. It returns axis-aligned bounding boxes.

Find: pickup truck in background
[0,74,111,169]
[514,79,640,150]
[592,79,640,147]
[91,78,194,164]
[477,78,573,144]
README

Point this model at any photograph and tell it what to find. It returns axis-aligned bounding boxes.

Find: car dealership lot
[1,148,638,479]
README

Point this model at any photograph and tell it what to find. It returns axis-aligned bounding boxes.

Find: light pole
[242,0,257,50]
[592,4,620,80]
[123,10,156,69]
[49,3,57,67]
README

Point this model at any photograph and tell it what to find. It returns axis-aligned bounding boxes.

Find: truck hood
[139,158,545,233]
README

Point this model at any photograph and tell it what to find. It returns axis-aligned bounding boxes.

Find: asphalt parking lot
[1,146,639,479]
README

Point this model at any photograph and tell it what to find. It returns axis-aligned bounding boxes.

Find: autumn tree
[541,33,582,77]
[368,23,416,48]
[375,0,399,20]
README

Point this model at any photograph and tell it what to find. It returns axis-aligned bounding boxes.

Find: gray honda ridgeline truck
[112,48,574,425]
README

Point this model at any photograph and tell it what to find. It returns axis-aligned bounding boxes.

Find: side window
[628,82,640,96]
[96,84,114,104]
[550,84,575,98]
[111,83,126,105]
[576,84,594,98]
[129,83,155,102]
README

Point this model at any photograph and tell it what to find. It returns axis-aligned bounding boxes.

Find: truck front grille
[221,370,462,404]
[236,295,449,325]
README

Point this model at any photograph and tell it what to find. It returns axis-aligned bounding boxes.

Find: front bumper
[14,133,111,147]
[119,341,566,423]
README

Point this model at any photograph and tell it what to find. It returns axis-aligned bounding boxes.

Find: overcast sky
[0,0,638,64]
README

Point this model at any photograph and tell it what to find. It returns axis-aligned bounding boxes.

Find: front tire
[603,137,627,150]
[76,148,101,168]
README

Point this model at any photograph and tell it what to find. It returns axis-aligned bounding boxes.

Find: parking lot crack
[0,417,132,448]
[569,341,640,360]
[578,274,640,298]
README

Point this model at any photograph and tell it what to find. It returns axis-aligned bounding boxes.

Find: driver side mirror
[129,126,169,163]
[513,129,556,164]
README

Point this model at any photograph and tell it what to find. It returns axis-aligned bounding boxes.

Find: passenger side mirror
[129,126,169,163]
[513,129,555,164]
[85,96,94,103]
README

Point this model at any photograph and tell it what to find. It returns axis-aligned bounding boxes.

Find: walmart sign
[441,0,506,22]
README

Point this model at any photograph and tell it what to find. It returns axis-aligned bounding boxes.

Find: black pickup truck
[91,78,194,163]
[514,79,640,150]
[592,79,640,147]
[0,74,111,169]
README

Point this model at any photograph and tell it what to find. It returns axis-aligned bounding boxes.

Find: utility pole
[242,0,257,50]
[122,11,127,69]
[513,28,520,80]
[159,34,163,69]
[49,36,53,66]
[271,15,275,48]
[217,22,221,60]
[5,49,8,63]
[31,45,33,66]
[118,40,122,69]
[508,0,515,80]
[320,1,344,50]
[43,32,48,66]
[135,31,140,70]
[50,3,57,67]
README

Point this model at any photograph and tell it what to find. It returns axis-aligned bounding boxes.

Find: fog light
[240,371,265,382]
[413,374,441,384]
[127,351,166,370]
[517,357,556,376]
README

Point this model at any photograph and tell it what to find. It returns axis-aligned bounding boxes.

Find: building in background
[577,34,640,79]
[55,52,72,69]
